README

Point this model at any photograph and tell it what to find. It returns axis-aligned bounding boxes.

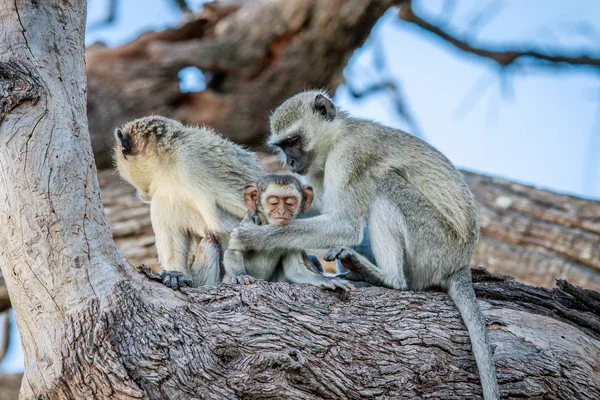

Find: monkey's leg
[222,249,256,285]
[282,253,356,292]
[189,233,223,286]
[325,248,387,287]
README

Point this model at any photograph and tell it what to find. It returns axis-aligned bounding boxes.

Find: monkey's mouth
[289,162,309,175]
[272,217,291,225]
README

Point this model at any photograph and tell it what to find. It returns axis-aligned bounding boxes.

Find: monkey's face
[244,177,314,226]
[269,91,337,175]
[115,127,136,158]
[261,185,302,226]
[272,133,314,175]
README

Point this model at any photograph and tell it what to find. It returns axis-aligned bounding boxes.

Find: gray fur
[230,91,499,399]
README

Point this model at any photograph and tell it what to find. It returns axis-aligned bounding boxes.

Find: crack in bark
[0,61,41,125]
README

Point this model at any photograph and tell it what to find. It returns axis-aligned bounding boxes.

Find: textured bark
[1,1,600,399]
[87,0,400,168]
[467,172,600,291]
[42,269,600,400]
[0,0,134,397]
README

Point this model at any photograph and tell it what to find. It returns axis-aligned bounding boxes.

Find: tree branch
[399,1,600,69]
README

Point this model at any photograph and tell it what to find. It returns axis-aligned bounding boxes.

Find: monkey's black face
[115,128,134,157]
[275,134,314,175]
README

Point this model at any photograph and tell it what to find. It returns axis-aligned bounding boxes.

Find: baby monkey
[223,174,354,292]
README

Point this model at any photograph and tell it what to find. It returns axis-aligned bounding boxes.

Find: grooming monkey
[114,116,264,289]
[229,91,499,399]
[223,174,354,292]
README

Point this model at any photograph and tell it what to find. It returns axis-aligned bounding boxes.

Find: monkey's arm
[222,249,255,285]
[222,211,262,284]
[230,212,362,252]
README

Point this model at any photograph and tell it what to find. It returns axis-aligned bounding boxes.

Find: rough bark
[0,0,133,397]
[1,1,600,399]
[38,269,600,400]
[87,0,401,168]
[467,172,600,291]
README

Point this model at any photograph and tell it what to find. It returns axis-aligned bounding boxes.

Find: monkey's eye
[287,135,301,148]
[285,198,297,206]
[267,197,279,205]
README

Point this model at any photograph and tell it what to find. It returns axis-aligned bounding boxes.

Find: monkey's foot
[232,274,256,285]
[329,278,356,292]
[325,247,386,287]
[159,270,193,290]
[324,248,366,281]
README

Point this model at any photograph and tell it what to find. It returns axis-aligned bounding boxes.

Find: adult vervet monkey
[114,116,264,289]
[229,91,499,399]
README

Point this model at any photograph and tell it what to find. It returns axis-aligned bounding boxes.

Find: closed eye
[281,135,301,149]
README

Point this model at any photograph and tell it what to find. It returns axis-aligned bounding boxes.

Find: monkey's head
[113,116,184,201]
[114,116,183,159]
[268,90,340,175]
[243,174,314,226]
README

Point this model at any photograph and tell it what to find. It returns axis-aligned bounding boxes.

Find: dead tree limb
[399,0,600,69]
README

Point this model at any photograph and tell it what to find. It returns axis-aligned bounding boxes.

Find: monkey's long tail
[447,268,500,400]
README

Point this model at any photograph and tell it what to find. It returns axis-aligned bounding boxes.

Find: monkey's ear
[312,94,336,121]
[243,184,259,211]
[301,185,314,213]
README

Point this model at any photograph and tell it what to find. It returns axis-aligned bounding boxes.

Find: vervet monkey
[223,174,354,292]
[229,91,499,399]
[113,116,264,289]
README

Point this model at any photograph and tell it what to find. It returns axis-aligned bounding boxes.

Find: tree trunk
[1,1,600,399]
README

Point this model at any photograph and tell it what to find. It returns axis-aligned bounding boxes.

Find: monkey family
[114,92,500,400]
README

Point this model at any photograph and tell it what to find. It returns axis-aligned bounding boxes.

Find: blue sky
[2,0,599,374]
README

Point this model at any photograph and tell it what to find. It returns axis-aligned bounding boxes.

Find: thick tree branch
[399,1,600,69]
[44,270,600,399]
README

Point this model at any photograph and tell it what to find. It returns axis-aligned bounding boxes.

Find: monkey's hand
[241,211,262,226]
[231,273,256,285]
[159,270,193,290]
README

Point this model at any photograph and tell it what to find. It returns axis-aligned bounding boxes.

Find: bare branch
[399,1,600,70]
[344,37,425,138]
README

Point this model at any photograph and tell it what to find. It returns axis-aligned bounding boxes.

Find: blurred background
[0,0,599,394]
